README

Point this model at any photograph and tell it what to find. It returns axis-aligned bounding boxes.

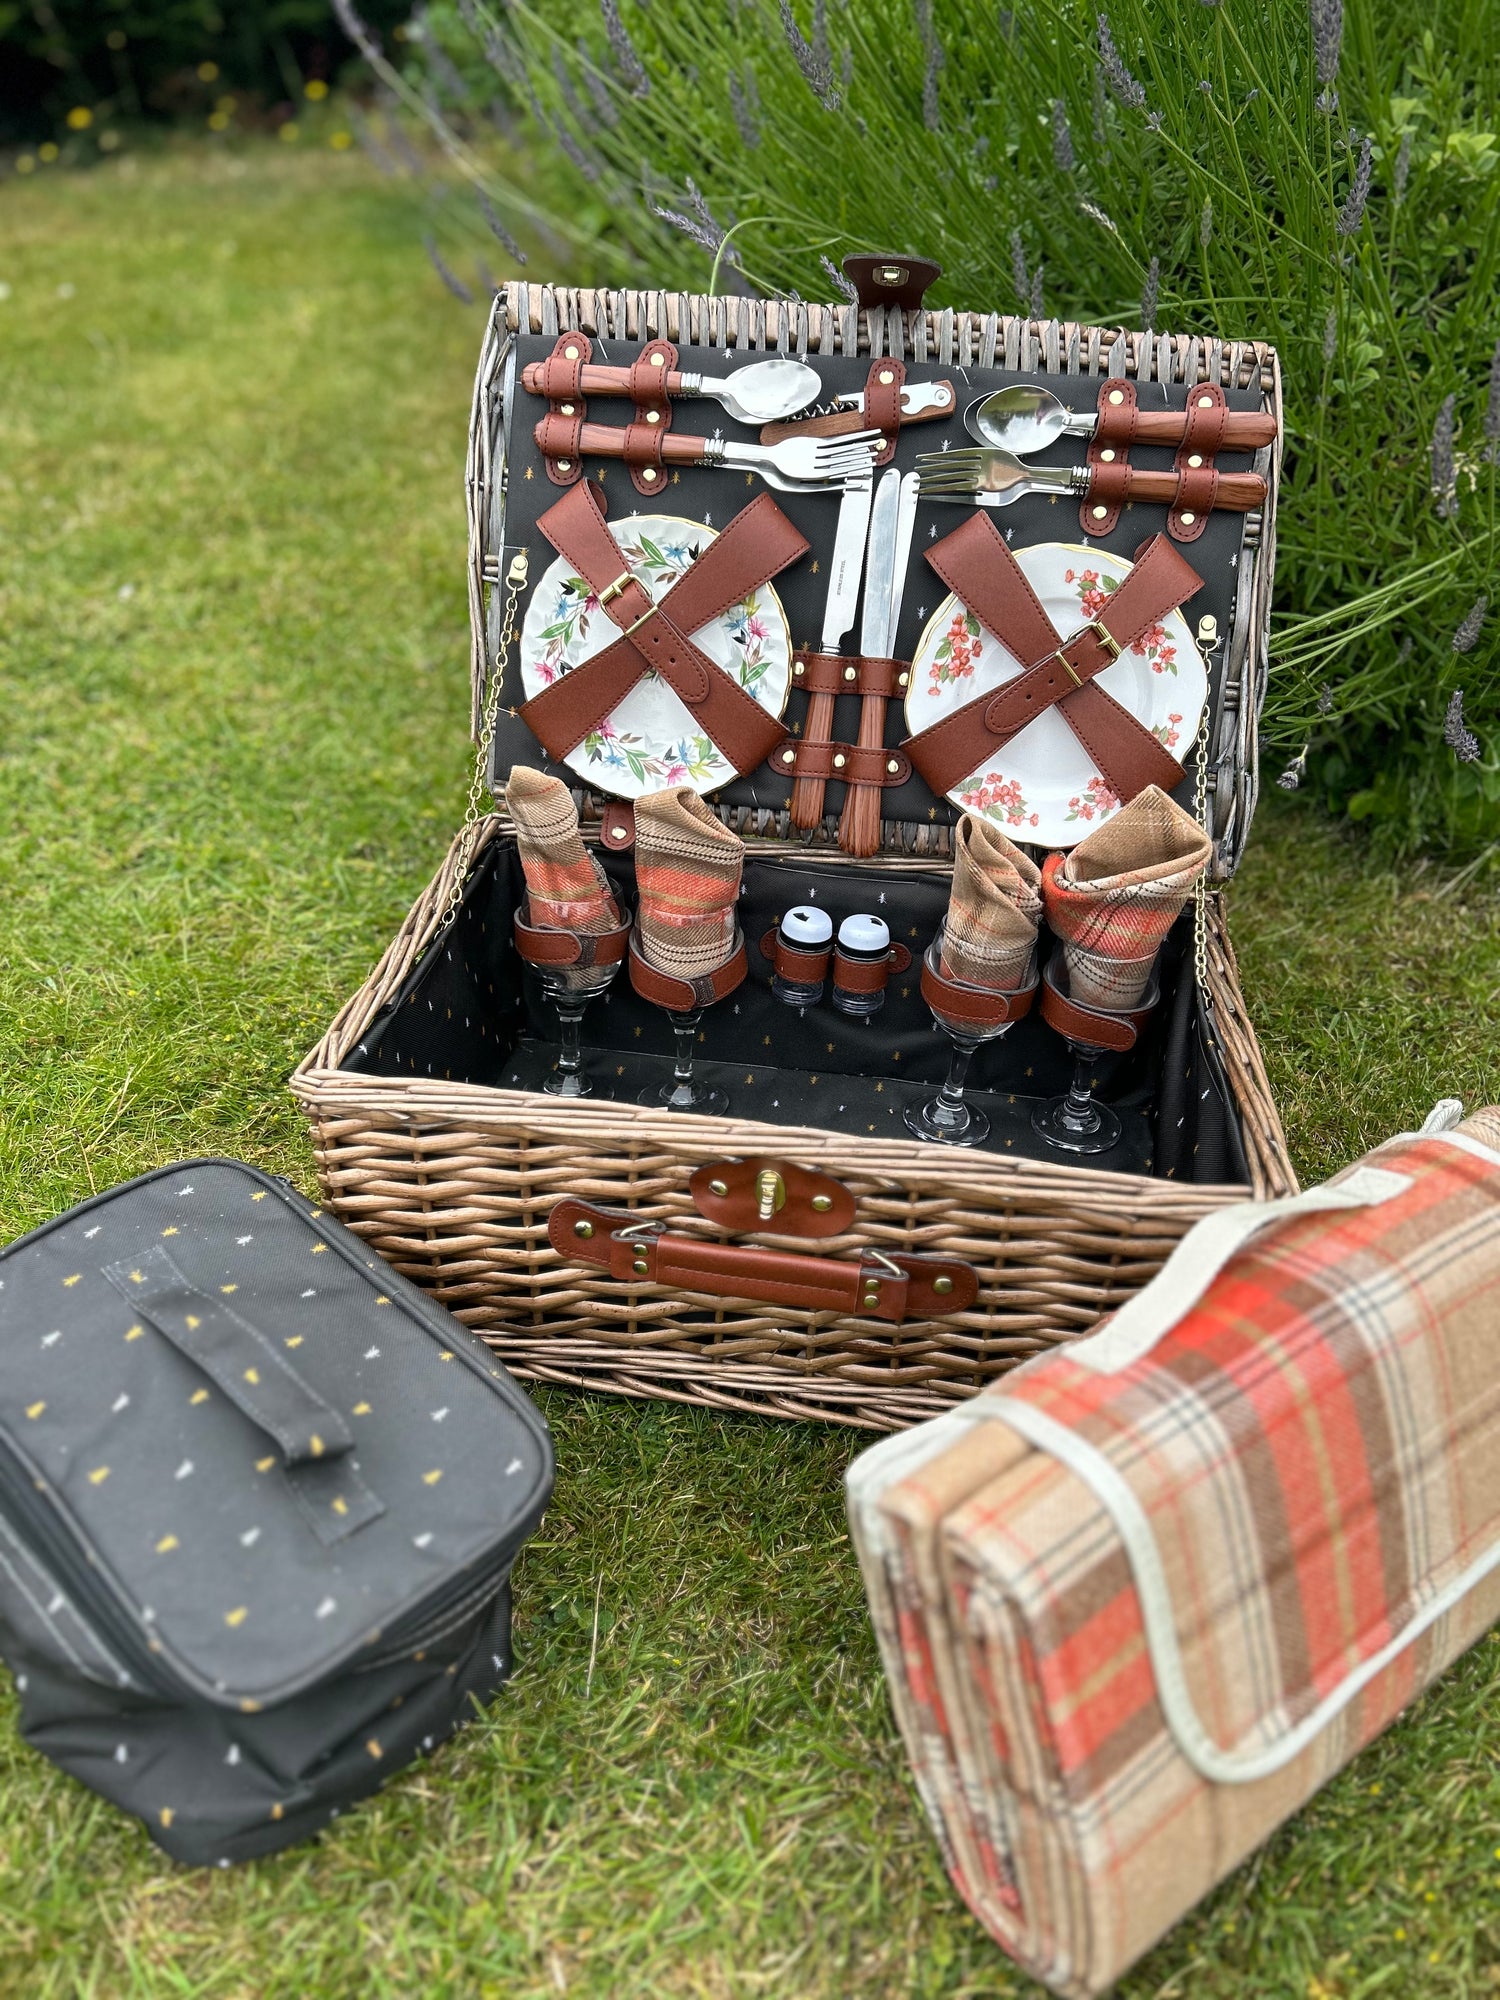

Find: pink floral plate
[903,541,1207,848]
[519,513,793,800]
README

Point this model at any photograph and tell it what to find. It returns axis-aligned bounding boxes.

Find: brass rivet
[782,748,795,764]
[560,402,576,417]
[794,661,805,675]
[1180,510,1196,524]
[897,671,908,688]
[632,1257,649,1276]
[1108,389,1125,405]
[574,1220,594,1239]
[862,1292,881,1310]
[811,1195,833,1212]
[1187,452,1203,468]
[933,1275,954,1296]
[650,352,666,367]
[709,1179,729,1197]
[843,665,857,681]
[642,468,657,482]
[563,344,580,360]
[556,459,572,472]
[832,753,846,769]
[1100,447,1116,463]
[609,825,625,840]
[878,368,895,386]
[887,758,900,774]
[1091,505,1108,520]
[646,409,661,424]
[1197,393,1213,407]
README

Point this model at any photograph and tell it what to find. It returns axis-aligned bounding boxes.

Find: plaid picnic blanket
[848,1103,1500,1997]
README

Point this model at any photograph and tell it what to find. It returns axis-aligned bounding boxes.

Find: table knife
[789,470,874,830]
[838,467,906,856]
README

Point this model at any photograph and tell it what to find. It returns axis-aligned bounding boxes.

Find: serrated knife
[840,469,917,856]
[789,469,874,830]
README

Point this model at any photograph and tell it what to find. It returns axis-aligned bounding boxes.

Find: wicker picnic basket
[291,274,1294,1432]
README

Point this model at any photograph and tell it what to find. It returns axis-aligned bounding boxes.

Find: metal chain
[1192,700,1212,995]
[437,548,529,937]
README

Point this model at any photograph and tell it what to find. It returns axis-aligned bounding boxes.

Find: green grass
[0,140,1497,1999]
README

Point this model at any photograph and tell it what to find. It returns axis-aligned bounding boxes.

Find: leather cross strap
[548,1197,979,1322]
[627,929,748,1012]
[518,481,807,776]
[1038,953,1161,1052]
[903,516,1202,803]
[513,901,632,969]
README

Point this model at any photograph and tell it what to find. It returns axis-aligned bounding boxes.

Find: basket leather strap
[903,518,1200,803]
[548,1199,979,1322]
[1038,952,1160,1052]
[624,338,678,499]
[791,651,911,700]
[771,739,911,787]
[1170,381,1227,543]
[536,331,591,487]
[518,481,805,776]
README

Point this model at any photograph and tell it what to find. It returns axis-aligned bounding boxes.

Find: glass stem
[936,1037,978,1117]
[554,998,588,1092]
[671,1012,700,1084]
[1059,1046,1102,1135]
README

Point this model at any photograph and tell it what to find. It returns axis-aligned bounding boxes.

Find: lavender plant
[381,0,1499,857]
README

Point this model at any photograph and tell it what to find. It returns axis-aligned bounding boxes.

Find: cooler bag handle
[102,1244,354,1467]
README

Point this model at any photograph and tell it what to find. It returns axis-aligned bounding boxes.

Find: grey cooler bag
[0,1157,553,1864]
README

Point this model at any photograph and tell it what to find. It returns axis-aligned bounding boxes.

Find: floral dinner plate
[519,513,793,800]
[903,541,1208,848]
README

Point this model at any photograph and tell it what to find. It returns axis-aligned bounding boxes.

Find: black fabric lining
[343,839,1248,1185]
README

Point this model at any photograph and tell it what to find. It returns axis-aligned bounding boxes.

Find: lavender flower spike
[1452,596,1488,654]
[1097,15,1145,109]
[1431,393,1457,519]
[1337,136,1372,235]
[601,0,649,97]
[1051,100,1076,173]
[1444,689,1481,763]
[1139,254,1160,333]
[1010,228,1029,310]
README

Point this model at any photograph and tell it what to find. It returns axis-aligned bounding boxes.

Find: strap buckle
[598,569,635,608]
[1053,618,1122,687]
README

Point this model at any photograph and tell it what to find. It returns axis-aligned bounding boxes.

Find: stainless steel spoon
[521,354,821,427]
[965,384,1278,456]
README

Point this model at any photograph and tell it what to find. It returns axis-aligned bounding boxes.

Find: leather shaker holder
[513,901,631,971]
[549,1198,979,1323]
[535,331,592,487]
[759,930,911,988]
[689,1157,855,1237]
[627,929,748,1012]
[1039,954,1160,1052]
[757,927,832,990]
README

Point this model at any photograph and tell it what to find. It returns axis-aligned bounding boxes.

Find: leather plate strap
[518,481,807,775]
[1038,953,1160,1052]
[903,517,1201,803]
[627,929,748,1011]
[548,1198,979,1321]
[513,901,631,969]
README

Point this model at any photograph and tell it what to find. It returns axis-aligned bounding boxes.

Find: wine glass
[904,940,1018,1147]
[641,1006,730,1117]
[1031,967,1159,1156]
[535,957,621,1099]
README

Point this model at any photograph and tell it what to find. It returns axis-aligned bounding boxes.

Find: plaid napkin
[938,815,1042,991]
[505,766,621,985]
[847,1107,1500,1999]
[633,786,744,984]
[1041,784,1212,1011]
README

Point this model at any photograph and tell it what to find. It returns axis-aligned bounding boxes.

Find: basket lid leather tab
[842,253,942,314]
[689,1157,856,1237]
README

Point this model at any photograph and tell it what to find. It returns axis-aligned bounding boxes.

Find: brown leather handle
[1124,408,1276,448]
[548,1199,979,1322]
[523,361,696,402]
[1086,466,1266,511]
[544,422,706,467]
